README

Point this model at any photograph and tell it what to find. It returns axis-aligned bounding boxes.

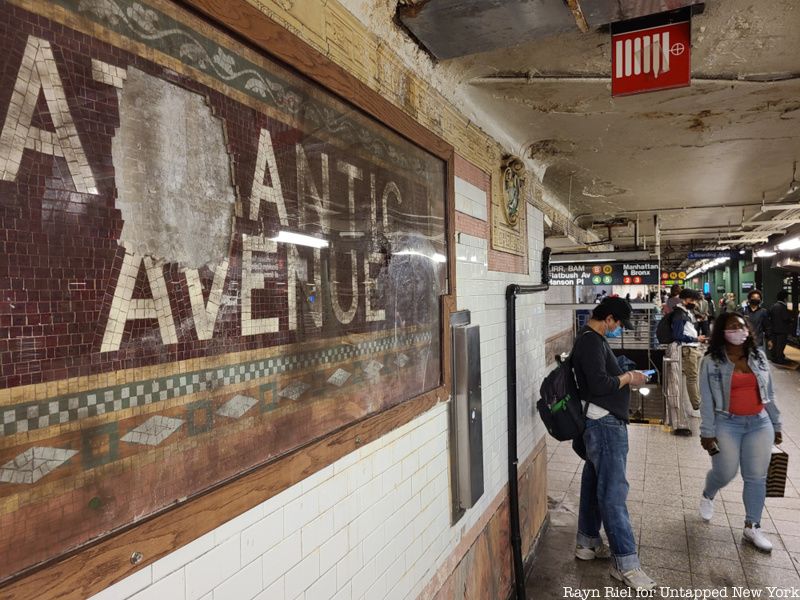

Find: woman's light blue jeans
[577,414,640,572]
[703,410,774,525]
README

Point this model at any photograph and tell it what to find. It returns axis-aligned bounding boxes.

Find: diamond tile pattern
[0,332,432,437]
[327,368,351,387]
[278,381,310,401]
[0,447,78,484]
[121,415,184,446]
[216,395,257,419]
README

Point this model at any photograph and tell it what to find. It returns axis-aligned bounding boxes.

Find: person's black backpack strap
[537,331,591,442]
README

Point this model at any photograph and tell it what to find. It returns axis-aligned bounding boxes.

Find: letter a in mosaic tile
[101,247,178,352]
[249,128,288,225]
[0,36,98,194]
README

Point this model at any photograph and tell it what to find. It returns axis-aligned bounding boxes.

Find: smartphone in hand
[641,369,656,380]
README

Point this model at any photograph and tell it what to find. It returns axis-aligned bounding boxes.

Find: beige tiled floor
[526,348,800,597]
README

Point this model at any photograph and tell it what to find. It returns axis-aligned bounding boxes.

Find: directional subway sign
[611,9,691,97]
[688,250,733,260]
[549,261,660,286]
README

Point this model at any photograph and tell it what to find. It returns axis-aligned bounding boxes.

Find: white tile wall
[544,285,575,343]
[454,177,488,221]
[90,186,549,600]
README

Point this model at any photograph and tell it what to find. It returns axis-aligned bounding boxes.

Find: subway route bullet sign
[611,9,691,97]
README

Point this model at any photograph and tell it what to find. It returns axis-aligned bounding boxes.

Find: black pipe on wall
[505,266,549,598]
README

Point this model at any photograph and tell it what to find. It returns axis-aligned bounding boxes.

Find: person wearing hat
[570,297,656,591]
[671,289,708,427]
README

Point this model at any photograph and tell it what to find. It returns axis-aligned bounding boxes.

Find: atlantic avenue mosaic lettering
[0,0,447,580]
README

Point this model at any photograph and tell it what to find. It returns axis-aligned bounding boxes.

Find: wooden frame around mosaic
[0,0,456,597]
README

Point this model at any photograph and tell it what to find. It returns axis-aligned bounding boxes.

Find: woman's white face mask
[723,329,748,346]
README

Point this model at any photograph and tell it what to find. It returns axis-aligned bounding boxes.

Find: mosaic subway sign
[0,0,447,580]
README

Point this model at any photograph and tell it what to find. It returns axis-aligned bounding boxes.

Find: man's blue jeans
[577,414,640,572]
[703,411,773,525]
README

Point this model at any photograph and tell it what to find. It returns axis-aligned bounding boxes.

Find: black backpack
[537,334,588,442]
[656,311,676,344]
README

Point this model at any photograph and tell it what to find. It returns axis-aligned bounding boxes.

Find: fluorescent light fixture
[269,231,328,248]
[549,251,652,264]
[739,249,746,255]
[777,237,800,251]
[755,249,777,258]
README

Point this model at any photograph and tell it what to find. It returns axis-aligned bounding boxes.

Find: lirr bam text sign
[549,262,660,286]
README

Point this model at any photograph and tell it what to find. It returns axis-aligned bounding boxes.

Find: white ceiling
[427,0,800,262]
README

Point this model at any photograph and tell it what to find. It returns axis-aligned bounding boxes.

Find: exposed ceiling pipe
[470,74,800,85]
[654,215,661,261]
[758,204,800,212]
[574,202,765,222]
[745,219,800,226]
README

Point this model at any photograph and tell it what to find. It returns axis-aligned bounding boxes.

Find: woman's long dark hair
[706,312,759,362]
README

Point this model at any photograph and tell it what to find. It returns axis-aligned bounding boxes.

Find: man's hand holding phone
[628,370,648,386]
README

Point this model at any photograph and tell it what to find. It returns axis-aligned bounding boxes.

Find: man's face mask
[750,297,761,306]
[605,319,623,338]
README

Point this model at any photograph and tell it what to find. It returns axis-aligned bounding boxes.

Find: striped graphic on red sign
[611,19,691,97]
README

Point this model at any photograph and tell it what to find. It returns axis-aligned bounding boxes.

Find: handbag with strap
[766,445,789,498]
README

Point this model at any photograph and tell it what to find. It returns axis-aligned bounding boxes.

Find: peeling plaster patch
[582,179,625,199]
[781,103,800,119]
[528,139,576,161]
[687,117,708,132]
[112,68,236,269]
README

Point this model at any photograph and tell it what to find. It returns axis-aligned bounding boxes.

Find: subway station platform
[528,348,800,597]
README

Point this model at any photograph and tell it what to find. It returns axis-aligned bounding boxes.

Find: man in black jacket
[743,289,770,348]
[571,297,655,591]
[768,289,793,365]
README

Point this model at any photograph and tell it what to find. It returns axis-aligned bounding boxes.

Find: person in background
[724,292,739,314]
[570,298,656,591]
[705,293,716,324]
[694,293,711,338]
[671,289,708,426]
[663,284,682,315]
[743,289,770,349]
[698,312,782,552]
[768,289,793,365]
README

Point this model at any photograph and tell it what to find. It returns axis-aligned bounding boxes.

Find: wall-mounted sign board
[549,261,660,286]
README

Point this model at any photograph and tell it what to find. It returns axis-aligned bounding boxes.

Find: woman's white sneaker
[743,525,773,553]
[699,496,714,521]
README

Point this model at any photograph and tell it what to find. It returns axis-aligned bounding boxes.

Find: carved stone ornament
[501,156,526,228]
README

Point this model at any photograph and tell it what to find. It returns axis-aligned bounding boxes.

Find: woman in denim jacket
[698,312,782,552]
